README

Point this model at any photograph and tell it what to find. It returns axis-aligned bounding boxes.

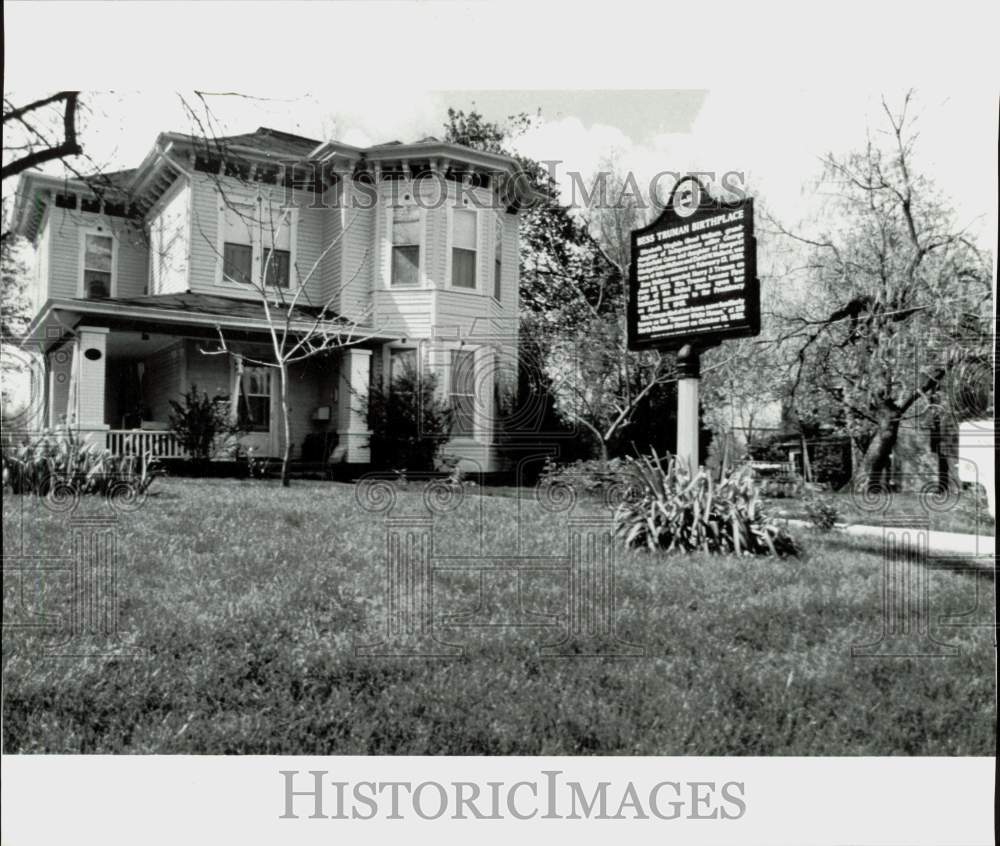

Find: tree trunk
[800,432,812,483]
[279,363,291,487]
[856,414,900,491]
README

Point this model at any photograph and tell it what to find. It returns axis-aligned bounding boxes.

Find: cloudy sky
[4,3,997,241]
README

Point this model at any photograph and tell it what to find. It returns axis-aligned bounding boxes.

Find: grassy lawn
[3,476,995,754]
[482,484,994,535]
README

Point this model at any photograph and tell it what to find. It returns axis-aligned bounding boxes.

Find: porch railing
[105,429,187,459]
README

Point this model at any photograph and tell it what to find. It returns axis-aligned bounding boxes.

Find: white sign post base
[676,344,700,474]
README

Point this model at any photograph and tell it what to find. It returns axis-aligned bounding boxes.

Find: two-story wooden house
[10,127,529,471]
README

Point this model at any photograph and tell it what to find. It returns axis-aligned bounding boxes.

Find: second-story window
[82,231,114,299]
[262,245,290,289]
[222,205,255,285]
[451,209,477,289]
[221,202,293,289]
[391,205,420,286]
[223,243,253,285]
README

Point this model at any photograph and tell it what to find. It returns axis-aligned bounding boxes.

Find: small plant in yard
[803,494,841,532]
[614,451,799,556]
[439,454,476,489]
[2,428,159,499]
[168,384,243,466]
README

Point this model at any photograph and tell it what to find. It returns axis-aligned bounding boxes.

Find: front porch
[41,325,379,465]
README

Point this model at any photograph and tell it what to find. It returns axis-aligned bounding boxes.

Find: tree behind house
[774,92,993,491]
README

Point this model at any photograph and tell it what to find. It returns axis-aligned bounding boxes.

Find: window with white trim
[82,231,114,298]
[493,216,503,302]
[220,201,293,289]
[451,209,477,289]
[391,205,421,287]
[390,347,418,385]
[450,349,476,436]
[238,366,271,432]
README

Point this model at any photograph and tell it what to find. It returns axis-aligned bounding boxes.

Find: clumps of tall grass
[2,429,160,503]
[614,451,799,557]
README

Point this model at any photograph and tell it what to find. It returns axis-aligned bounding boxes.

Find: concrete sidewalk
[782,518,995,560]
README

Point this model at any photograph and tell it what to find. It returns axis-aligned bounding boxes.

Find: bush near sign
[628,190,759,351]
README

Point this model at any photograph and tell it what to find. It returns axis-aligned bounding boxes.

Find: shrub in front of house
[2,429,159,501]
[614,451,799,557]
[366,363,452,472]
[168,385,243,466]
[538,456,635,496]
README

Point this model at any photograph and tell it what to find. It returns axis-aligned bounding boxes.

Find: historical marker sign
[627,178,759,351]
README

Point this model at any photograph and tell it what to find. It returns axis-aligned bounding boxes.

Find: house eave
[363,141,518,172]
[22,297,400,352]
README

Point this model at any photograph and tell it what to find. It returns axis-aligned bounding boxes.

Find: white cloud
[508,89,995,241]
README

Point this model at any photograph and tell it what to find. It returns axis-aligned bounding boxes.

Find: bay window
[450,349,476,436]
[390,347,418,385]
[451,208,477,289]
[391,205,421,286]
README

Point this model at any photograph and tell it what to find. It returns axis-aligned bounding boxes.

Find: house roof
[107,292,334,320]
[169,126,323,159]
[23,292,400,352]
[12,124,531,241]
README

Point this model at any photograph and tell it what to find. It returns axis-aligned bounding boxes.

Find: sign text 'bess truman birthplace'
[627,179,759,351]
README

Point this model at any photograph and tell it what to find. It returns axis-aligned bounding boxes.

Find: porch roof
[23,292,400,352]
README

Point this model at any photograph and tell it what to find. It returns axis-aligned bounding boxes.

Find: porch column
[337,347,372,463]
[47,345,74,428]
[75,326,110,444]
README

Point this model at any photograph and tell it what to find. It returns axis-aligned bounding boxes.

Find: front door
[237,364,281,458]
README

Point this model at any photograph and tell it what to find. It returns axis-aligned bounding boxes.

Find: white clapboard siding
[45,206,148,299]
[187,173,324,303]
[148,180,191,295]
[339,181,374,321]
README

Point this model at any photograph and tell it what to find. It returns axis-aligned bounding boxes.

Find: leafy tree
[773,92,993,489]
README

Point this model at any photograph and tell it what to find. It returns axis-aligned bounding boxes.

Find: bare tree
[701,336,779,459]
[198,192,376,487]
[533,158,683,460]
[165,95,383,486]
[770,91,993,490]
[2,92,82,182]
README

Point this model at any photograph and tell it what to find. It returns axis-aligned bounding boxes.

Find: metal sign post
[627,177,760,471]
